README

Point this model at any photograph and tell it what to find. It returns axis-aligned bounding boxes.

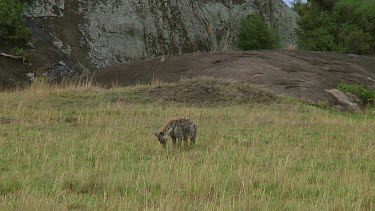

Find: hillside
[1,0,298,89]
[93,50,375,110]
[0,78,374,210]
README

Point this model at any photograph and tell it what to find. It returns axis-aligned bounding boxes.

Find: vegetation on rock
[238,14,280,50]
[338,82,375,105]
[0,0,31,44]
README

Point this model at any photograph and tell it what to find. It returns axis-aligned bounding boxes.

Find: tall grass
[0,80,374,210]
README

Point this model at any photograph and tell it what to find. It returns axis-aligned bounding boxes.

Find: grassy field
[0,78,374,210]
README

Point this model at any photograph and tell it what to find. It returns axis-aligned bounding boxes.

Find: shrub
[238,14,280,50]
[338,83,375,104]
[294,0,375,55]
[336,23,373,55]
[296,9,337,51]
[0,0,32,43]
[11,47,26,56]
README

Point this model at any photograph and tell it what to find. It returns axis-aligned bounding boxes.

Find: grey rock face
[79,0,297,67]
[24,0,65,17]
[26,73,36,81]
[43,61,76,82]
[26,0,298,68]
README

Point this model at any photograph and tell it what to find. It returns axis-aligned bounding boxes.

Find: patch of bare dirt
[93,50,375,105]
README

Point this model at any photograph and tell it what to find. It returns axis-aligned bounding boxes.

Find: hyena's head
[154,131,167,147]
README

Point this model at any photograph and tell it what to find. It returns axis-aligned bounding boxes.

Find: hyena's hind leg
[190,125,197,146]
[190,130,197,146]
[190,135,196,146]
[183,136,188,148]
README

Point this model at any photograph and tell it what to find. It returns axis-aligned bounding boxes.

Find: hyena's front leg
[176,128,183,149]
[177,138,183,148]
[171,136,177,149]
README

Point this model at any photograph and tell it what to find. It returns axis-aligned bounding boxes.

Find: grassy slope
[0,79,374,210]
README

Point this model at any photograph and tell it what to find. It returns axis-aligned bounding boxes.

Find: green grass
[0,78,374,210]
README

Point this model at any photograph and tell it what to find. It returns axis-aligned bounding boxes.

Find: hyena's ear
[154,132,158,137]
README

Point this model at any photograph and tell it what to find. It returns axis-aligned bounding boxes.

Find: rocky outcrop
[326,89,364,113]
[92,50,375,111]
[25,0,298,68]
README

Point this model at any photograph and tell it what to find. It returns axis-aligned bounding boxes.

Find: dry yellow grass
[0,79,374,210]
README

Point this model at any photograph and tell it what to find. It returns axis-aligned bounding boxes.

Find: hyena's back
[179,119,197,141]
[164,118,197,139]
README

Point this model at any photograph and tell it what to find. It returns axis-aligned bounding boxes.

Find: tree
[294,0,375,55]
[238,14,280,50]
[0,0,32,43]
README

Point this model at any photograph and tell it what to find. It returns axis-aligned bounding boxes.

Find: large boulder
[326,89,364,113]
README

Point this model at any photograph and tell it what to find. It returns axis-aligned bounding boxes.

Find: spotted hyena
[154,118,197,148]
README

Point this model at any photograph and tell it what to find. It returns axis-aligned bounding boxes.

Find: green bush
[0,0,32,43]
[338,83,375,104]
[294,0,375,55]
[11,47,26,56]
[336,23,373,54]
[296,8,337,51]
[238,14,280,50]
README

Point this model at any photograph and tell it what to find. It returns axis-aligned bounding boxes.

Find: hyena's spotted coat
[154,118,197,148]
